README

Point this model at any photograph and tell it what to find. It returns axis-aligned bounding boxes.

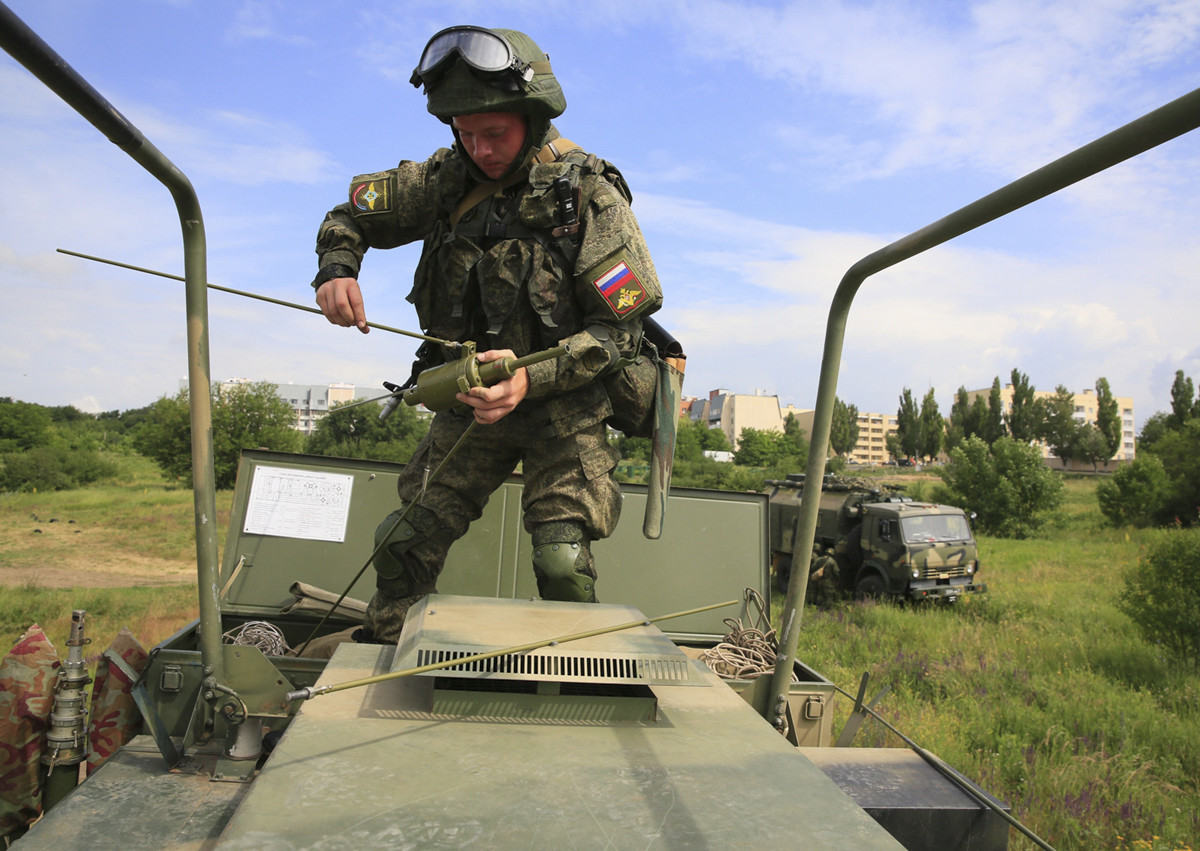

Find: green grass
[1,453,219,650]
[779,477,1199,851]
[2,584,198,657]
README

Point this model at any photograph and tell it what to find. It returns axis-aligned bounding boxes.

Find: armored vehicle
[5,5,1199,849]
[768,476,986,601]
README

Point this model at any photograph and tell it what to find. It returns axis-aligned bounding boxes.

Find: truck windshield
[900,514,971,543]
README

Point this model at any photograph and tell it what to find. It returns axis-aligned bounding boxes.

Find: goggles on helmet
[410,26,535,91]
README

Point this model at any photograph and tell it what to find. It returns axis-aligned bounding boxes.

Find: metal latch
[159,664,185,693]
[804,694,825,720]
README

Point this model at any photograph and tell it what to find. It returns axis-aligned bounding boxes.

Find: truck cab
[856,500,985,601]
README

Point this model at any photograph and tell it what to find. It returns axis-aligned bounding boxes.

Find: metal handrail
[0,2,224,682]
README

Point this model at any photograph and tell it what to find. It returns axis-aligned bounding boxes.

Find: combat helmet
[411,26,566,179]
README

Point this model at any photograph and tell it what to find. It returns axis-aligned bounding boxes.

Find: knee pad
[372,503,441,588]
[532,525,597,603]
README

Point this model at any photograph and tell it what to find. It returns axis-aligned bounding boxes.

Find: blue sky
[2,0,1199,428]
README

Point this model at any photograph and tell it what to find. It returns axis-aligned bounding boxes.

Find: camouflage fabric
[643,354,685,538]
[807,553,843,606]
[86,629,148,776]
[315,130,661,440]
[317,61,660,641]
[363,412,620,643]
[0,625,59,837]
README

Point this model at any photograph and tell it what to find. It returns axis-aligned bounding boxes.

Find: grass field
[784,477,1199,851]
[2,463,1197,850]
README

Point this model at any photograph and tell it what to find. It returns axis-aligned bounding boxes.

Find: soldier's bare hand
[458,349,529,424]
[315,277,369,334]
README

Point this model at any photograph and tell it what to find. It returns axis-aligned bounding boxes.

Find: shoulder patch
[350,176,392,215]
[591,256,650,318]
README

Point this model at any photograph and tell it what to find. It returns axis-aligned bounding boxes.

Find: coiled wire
[223,621,292,657]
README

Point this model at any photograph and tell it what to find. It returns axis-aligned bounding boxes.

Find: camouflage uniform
[313,30,661,642]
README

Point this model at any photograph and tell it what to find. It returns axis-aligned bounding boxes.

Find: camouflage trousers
[363,406,622,642]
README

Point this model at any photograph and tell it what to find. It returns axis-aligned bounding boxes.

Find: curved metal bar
[769,85,1200,722]
[0,3,224,683]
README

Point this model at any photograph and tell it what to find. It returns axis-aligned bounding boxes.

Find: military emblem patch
[592,259,649,317]
[351,179,390,213]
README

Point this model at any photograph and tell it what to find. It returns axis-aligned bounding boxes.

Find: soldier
[312,26,662,643]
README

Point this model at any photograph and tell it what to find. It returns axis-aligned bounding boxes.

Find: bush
[932,435,1063,537]
[1117,530,1200,669]
[1097,454,1170,527]
[0,446,118,492]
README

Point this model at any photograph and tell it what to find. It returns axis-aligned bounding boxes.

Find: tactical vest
[406,141,632,359]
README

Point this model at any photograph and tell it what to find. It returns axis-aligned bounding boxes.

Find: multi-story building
[686,388,790,450]
[789,409,899,466]
[216,379,379,436]
[965,384,1135,467]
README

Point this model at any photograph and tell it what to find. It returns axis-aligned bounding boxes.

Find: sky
[2,0,1199,429]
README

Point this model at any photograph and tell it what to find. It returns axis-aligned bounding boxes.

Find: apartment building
[216,378,378,436]
[686,388,789,449]
[789,409,899,466]
[966,384,1136,466]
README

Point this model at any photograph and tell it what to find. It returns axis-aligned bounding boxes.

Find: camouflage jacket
[315,126,662,436]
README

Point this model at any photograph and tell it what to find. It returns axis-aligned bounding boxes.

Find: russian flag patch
[591,259,648,317]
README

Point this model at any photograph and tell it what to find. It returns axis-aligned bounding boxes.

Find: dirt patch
[0,517,194,588]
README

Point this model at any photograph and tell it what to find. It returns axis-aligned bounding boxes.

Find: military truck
[768,475,986,602]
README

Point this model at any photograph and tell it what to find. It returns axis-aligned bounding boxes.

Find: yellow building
[687,389,791,450]
[790,409,899,466]
[965,384,1135,467]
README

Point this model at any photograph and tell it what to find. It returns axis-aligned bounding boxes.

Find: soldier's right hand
[315,277,369,334]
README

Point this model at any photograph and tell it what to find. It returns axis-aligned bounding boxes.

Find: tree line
[888,369,1123,471]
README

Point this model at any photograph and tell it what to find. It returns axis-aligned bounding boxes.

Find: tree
[1074,425,1113,473]
[1138,411,1171,452]
[697,423,733,454]
[918,389,942,461]
[1037,385,1083,466]
[932,435,1063,538]
[1118,529,1200,669]
[828,398,858,458]
[1149,419,1200,526]
[1169,370,1195,429]
[980,378,1006,445]
[0,397,52,452]
[895,388,921,461]
[1097,455,1170,527]
[1093,377,1121,460]
[1005,368,1040,442]
[732,427,779,467]
[134,382,303,488]
[307,398,428,462]
[944,386,973,452]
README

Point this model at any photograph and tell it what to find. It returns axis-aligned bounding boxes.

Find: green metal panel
[219,450,768,641]
[14,740,249,848]
[213,605,903,850]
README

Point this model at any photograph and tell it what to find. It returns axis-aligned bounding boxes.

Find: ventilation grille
[918,564,970,580]
[416,647,694,684]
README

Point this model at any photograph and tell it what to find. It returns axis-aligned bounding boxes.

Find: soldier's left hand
[457,349,529,425]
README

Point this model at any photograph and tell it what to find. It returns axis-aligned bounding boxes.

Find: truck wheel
[773,555,792,594]
[855,573,887,600]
